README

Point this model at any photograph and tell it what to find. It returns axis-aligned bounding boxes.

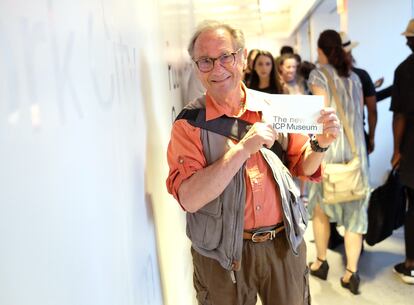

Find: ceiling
[190,0,323,39]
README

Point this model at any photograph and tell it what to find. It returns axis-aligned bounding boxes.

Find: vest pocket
[186,199,223,251]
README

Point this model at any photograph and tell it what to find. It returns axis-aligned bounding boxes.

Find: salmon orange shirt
[166,85,321,230]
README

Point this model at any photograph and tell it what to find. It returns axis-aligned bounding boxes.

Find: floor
[305,223,412,305]
[255,222,413,305]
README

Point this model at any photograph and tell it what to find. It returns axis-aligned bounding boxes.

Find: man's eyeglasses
[193,48,242,73]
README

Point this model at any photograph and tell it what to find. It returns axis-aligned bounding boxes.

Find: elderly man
[390,18,414,284]
[166,21,339,305]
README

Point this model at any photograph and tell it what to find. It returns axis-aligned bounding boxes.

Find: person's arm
[365,95,377,153]
[390,67,403,167]
[391,112,406,167]
[178,122,277,213]
[376,85,393,102]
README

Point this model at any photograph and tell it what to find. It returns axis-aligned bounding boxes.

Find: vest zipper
[228,163,246,284]
[229,196,238,284]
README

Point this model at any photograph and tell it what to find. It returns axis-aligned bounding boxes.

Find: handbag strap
[320,67,357,156]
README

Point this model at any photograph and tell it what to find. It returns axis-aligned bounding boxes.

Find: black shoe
[393,262,414,284]
[309,258,329,280]
[341,269,360,295]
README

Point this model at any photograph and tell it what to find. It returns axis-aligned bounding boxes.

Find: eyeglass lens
[196,52,237,72]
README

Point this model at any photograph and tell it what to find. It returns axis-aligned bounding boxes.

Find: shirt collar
[205,83,269,121]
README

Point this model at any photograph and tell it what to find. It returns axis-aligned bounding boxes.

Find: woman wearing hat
[390,18,414,285]
[307,29,369,295]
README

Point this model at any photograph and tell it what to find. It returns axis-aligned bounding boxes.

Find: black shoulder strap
[176,108,250,141]
[175,108,286,162]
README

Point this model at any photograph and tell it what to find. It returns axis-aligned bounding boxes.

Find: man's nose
[211,59,226,72]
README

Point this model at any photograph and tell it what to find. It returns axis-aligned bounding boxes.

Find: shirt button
[179,158,184,164]
[256,205,261,211]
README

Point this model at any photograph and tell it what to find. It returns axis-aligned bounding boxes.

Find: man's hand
[315,107,340,148]
[238,122,278,156]
[374,77,384,88]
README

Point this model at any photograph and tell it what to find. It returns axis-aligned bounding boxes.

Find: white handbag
[320,68,369,204]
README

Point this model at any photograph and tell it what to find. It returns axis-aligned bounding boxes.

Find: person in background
[371,77,393,102]
[376,84,393,101]
[307,30,369,295]
[280,45,294,55]
[339,32,377,155]
[294,53,302,66]
[390,18,414,285]
[299,61,316,79]
[275,45,294,72]
[324,32,379,252]
[243,48,259,86]
[248,50,283,94]
[277,53,312,205]
[166,20,340,305]
[298,61,316,94]
[278,53,308,95]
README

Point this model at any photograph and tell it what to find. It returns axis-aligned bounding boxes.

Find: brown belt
[243,225,285,243]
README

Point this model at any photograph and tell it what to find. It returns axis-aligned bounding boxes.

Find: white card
[257,93,324,134]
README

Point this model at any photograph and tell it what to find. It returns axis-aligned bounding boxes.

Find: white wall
[308,0,340,63]
[295,0,341,62]
[0,1,165,304]
[152,1,197,304]
[295,20,312,61]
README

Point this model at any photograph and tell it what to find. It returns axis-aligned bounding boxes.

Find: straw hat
[401,19,414,37]
[339,31,359,53]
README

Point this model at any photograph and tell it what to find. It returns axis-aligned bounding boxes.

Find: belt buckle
[251,229,276,242]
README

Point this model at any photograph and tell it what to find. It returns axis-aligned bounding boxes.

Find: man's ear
[243,48,248,61]
[242,48,248,69]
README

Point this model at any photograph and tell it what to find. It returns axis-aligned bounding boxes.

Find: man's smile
[211,75,231,83]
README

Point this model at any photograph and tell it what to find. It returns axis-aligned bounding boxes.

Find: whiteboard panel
[0,1,163,305]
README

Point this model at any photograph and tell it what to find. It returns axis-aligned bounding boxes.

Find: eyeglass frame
[192,48,243,73]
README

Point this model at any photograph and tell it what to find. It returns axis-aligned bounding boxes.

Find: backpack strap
[175,108,286,163]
